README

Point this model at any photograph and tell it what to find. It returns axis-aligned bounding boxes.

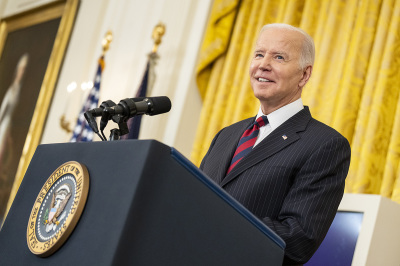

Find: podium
[0,140,285,265]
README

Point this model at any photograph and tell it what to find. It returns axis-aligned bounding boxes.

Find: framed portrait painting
[0,0,79,223]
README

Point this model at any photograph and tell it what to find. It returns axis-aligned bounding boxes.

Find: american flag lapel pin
[282,135,288,140]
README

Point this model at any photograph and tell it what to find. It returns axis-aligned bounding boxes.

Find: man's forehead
[255,28,304,51]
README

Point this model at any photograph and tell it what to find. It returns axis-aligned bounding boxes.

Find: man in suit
[200,24,351,265]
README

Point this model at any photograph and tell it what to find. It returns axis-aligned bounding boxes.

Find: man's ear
[299,65,312,87]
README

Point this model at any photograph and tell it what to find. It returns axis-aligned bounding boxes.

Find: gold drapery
[192,0,400,203]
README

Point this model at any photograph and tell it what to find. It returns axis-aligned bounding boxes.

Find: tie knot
[255,116,268,128]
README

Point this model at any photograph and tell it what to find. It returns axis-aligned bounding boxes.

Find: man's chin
[253,91,273,102]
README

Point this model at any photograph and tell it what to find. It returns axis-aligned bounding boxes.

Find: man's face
[249,27,311,114]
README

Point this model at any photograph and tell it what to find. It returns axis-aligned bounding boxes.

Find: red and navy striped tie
[226,116,268,174]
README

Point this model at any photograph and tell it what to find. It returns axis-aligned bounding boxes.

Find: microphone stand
[108,114,129,141]
[109,129,121,141]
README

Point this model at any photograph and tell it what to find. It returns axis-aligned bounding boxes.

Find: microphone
[84,100,116,133]
[100,96,171,130]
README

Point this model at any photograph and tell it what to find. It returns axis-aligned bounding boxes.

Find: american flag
[70,56,104,142]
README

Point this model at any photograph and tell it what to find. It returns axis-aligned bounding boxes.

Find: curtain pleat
[332,0,382,142]
[196,0,240,99]
[381,93,400,198]
[192,0,400,203]
[348,0,400,193]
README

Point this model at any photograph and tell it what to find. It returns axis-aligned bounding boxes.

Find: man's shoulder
[292,106,349,143]
[309,117,345,138]
[305,116,350,147]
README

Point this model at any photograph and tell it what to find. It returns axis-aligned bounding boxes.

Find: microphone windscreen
[149,96,171,115]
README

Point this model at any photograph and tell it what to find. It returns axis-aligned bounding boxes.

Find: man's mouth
[257,77,274,82]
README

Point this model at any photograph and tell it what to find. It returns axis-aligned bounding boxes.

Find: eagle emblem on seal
[43,183,72,232]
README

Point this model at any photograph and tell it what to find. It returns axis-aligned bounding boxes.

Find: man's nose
[259,56,272,71]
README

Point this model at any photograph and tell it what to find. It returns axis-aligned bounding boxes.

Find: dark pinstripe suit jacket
[200,106,351,265]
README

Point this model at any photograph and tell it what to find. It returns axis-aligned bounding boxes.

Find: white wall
[1,0,57,17]
[1,0,211,159]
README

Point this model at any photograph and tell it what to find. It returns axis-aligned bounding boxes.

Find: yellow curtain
[192,0,400,203]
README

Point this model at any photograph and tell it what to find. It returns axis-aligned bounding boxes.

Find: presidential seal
[27,161,89,257]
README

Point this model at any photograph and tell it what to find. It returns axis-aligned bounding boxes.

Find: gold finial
[152,22,166,53]
[60,114,72,133]
[102,30,113,55]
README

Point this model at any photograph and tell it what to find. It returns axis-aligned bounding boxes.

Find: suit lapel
[212,118,254,184]
[221,107,312,187]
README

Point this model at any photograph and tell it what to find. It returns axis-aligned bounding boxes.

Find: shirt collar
[256,98,304,130]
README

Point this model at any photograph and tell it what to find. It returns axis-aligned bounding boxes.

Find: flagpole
[147,22,165,96]
[102,30,113,56]
[151,22,165,53]
[120,22,166,140]
[60,31,113,134]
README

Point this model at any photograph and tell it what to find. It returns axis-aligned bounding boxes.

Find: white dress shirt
[253,98,304,147]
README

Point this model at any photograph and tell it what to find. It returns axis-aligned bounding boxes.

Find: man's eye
[276,55,284,60]
[255,53,263,58]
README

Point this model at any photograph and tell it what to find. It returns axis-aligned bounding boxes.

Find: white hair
[260,23,315,69]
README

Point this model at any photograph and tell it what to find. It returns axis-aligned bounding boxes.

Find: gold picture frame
[0,0,79,222]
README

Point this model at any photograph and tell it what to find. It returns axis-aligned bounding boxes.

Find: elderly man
[200,24,351,265]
